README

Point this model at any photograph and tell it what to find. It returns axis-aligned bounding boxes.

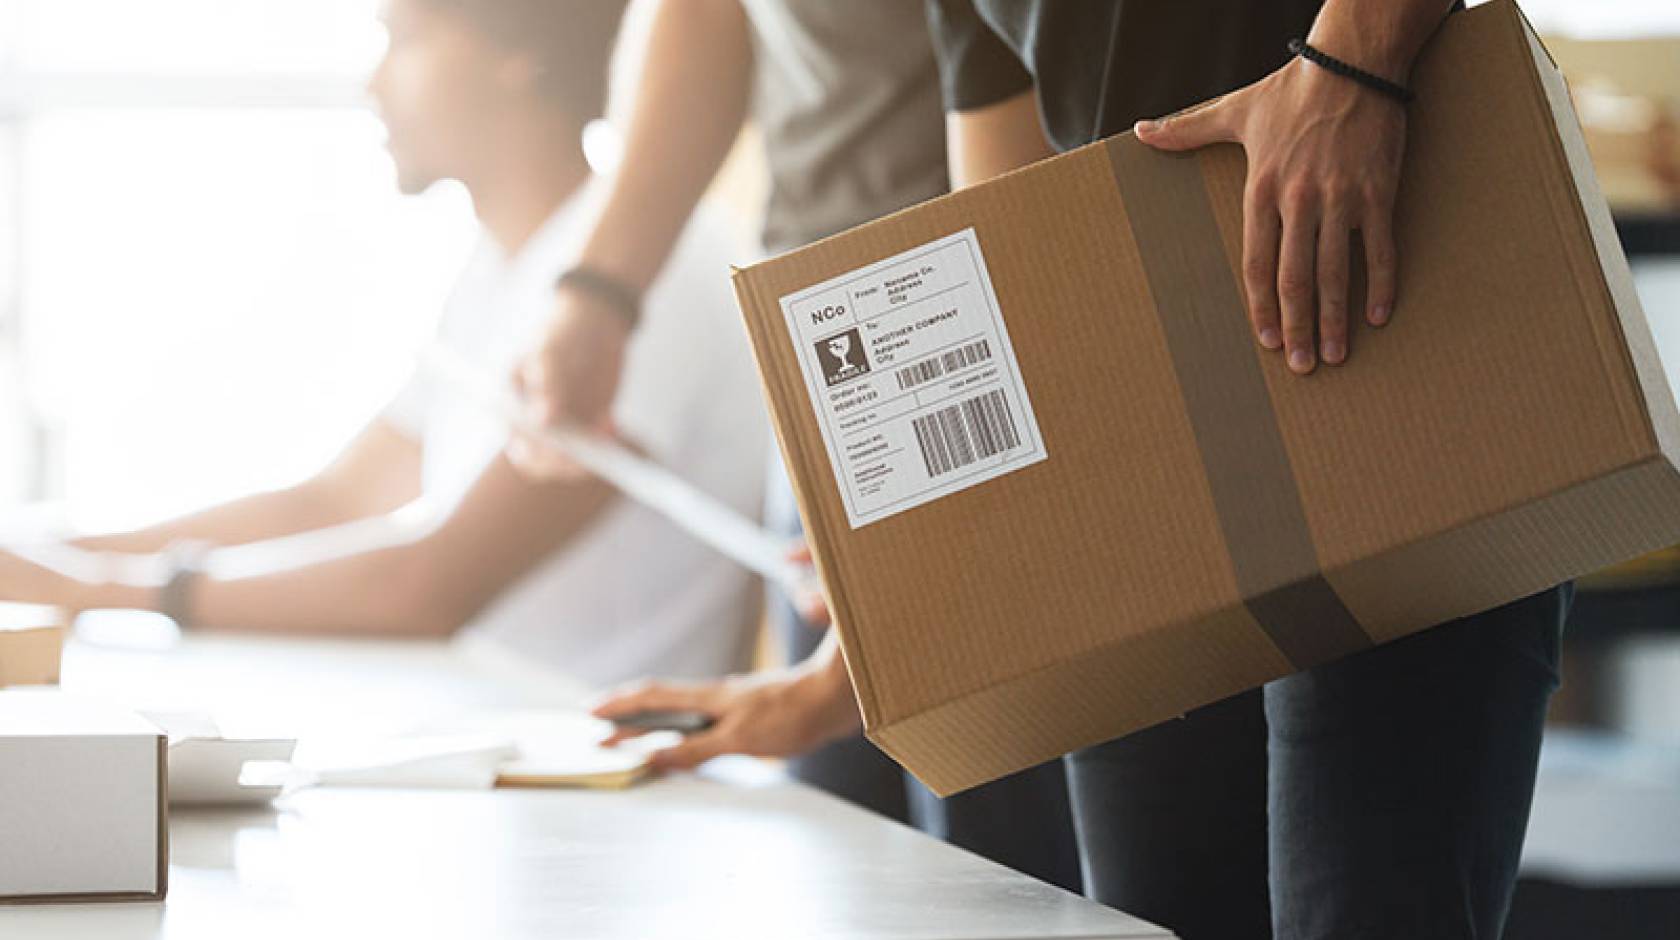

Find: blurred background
[0,0,1676,935]
[0,0,473,533]
[0,0,762,535]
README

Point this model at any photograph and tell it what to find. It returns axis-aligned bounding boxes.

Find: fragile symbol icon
[817,328,870,387]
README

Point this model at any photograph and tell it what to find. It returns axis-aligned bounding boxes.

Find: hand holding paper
[419,343,813,597]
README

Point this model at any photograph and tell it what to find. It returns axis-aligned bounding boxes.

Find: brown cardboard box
[731,1,1680,795]
[0,604,67,688]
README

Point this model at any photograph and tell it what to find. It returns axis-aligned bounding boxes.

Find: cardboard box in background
[0,691,168,902]
[0,604,66,688]
[733,1,1680,795]
[1547,35,1680,213]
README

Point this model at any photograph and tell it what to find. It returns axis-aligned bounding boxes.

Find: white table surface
[1,625,1171,939]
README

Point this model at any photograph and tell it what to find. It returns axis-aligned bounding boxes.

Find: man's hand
[508,289,631,478]
[1135,50,1406,374]
[592,640,860,771]
[786,542,831,629]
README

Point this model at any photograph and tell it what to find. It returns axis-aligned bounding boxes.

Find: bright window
[0,0,479,530]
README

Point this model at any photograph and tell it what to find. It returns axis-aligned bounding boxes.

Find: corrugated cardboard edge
[730,270,885,727]
[875,455,1680,796]
[1512,2,1680,466]
[868,601,1276,796]
[1328,455,1680,643]
[0,733,169,905]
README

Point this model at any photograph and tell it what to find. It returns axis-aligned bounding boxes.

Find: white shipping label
[779,227,1046,528]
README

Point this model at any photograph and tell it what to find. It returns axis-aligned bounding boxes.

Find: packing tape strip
[1105,136,1373,670]
[419,343,812,596]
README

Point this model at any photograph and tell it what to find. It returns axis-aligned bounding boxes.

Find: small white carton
[0,691,168,902]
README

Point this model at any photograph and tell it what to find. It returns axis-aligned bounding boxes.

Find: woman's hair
[421,0,630,123]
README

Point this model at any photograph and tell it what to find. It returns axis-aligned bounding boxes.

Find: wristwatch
[158,539,213,629]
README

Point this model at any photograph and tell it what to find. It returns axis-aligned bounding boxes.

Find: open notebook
[449,709,661,790]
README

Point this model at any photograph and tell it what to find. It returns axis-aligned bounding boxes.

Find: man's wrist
[556,266,643,330]
[1289,39,1414,104]
[791,633,848,691]
[1304,29,1413,87]
[795,651,862,742]
[1307,0,1453,84]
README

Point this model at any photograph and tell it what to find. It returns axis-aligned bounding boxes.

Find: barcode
[912,389,1021,477]
[895,339,993,391]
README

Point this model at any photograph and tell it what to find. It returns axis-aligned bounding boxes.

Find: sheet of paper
[296,734,516,790]
[418,344,811,595]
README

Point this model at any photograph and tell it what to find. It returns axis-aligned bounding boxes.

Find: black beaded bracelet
[556,266,643,329]
[1288,38,1414,104]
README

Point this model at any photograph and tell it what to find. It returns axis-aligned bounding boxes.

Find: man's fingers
[507,434,537,472]
[648,730,731,772]
[506,356,593,479]
[1361,206,1398,327]
[1277,190,1320,374]
[1134,101,1235,152]
[1242,180,1283,350]
[1316,204,1352,366]
[599,727,651,747]
[515,356,558,428]
[506,430,586,480]
[593,680,722,749]
[783,542,829,625]
[794,588,831,627]
[590,680,710,721]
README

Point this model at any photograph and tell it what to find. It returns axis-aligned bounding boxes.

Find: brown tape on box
[1106,137,1373,670]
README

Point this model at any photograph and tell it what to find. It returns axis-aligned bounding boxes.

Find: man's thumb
[1135,103,1232,152]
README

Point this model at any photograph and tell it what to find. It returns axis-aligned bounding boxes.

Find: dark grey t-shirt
[743,0,950,253]
[925,0,1325,152]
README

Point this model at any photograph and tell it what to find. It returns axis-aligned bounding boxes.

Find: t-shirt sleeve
[611,203,769,473]
[924,0,1034,113]
[380,369,430,442]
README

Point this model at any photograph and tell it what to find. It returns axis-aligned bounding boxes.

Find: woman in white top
[0,0,765,689]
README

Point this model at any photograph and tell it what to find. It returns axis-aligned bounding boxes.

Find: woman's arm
[73,419,422,553]
[21,449,613,637]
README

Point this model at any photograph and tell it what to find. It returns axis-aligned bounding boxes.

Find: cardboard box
[731,1,1680,795]
[0,604,66,688]
[0,692,168,902]
[1545,35,1680,103]
[1546,35,1680,213]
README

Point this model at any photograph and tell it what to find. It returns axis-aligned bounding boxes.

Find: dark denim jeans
[1065,585,1569,940]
